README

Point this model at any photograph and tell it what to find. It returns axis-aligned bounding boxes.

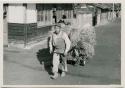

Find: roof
[88,3,112,10]
[77,3,121,10]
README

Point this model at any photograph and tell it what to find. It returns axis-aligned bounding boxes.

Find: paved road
[3,18,121,85]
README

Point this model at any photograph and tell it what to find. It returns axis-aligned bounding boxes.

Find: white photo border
[0,0,124,87]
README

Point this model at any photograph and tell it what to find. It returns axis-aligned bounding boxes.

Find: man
[53,10,57,23]
[49,23,71,79]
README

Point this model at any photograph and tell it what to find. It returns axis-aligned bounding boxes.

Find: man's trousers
[52,52,68,73]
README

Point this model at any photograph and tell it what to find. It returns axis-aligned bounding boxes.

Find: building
[4,3,74,47]
[3,3,120,48]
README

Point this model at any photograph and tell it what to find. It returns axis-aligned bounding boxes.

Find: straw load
[65,23,96,66]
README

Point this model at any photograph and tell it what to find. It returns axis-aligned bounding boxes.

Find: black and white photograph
[3,3,121,85]
[2,87,124,88]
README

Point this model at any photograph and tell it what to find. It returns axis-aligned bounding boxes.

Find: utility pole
[112,3,115,20]
[24,4,27,48]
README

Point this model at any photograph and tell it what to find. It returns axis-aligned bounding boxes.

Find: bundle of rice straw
[69,28,81,47]
[80,23,96,46]
[77,41,95,58]
[68,23,96,59]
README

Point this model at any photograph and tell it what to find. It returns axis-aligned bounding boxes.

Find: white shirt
[49,31,71,53]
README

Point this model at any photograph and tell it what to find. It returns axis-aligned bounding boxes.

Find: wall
[8,4,37,23]
[97,14,101,25]
[8,4,26,23]
[7,4,53,47]
[7,4,38,47]
[3,16,8,46]
[26,4,37,23]
[76,13,92,27]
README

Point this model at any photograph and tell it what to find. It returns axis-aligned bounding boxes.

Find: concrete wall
[6,4,38,46]
[8,4,26,23]
[7,4,37,23]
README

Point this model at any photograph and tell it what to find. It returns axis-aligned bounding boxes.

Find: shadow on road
[36,48,53,75]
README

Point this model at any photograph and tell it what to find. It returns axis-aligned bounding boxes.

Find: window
[37,5,52,26]
[64,10,73,19]
[37,11,44,22]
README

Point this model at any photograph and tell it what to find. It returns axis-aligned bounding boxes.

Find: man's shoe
[51,73,58,79]
[61,72,66,77]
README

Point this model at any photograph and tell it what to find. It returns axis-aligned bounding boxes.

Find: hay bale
[68,28,81,47]
[68,23,96,59]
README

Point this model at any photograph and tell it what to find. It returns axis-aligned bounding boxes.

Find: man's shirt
[49,31,71,54]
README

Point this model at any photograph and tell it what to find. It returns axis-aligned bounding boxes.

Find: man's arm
[63,32,71,54]
[48,35,53,53]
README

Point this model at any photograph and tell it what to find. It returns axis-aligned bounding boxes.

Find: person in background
[58,14,67,25]
[49,23,71,79]
[53,10,57,23]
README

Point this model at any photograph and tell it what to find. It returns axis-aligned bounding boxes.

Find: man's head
[54,23,61,34]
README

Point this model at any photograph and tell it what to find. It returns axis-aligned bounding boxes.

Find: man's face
[54,26,61,34]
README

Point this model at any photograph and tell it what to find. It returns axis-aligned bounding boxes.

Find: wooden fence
[8,23,52,47]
